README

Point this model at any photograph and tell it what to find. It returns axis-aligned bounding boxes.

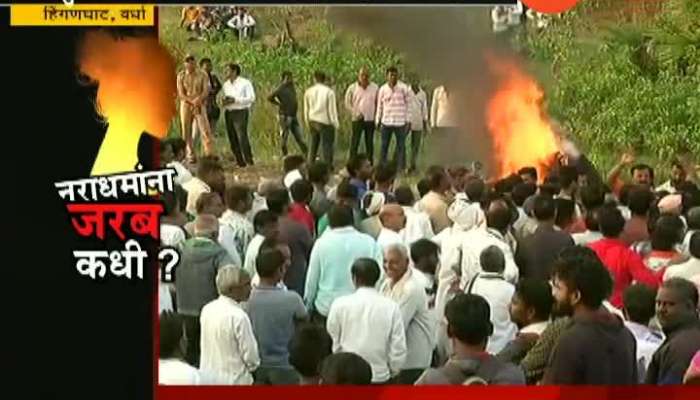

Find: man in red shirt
[289,179,316,236]
[588,205,661,308]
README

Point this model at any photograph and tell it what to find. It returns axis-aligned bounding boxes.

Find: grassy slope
[160,5,696,184]
[160,6,402,183]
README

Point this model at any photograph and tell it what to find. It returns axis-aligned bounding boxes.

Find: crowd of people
[180,6,257,41]
[176,54,457,174]
[158,125,700,384]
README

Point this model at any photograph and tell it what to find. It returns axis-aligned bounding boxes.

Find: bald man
[177,54,213,163]
[176,214,236,366]
[377,204,406,250]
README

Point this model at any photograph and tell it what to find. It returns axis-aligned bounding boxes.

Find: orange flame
[78,31,177,175]
[485,56,560,182]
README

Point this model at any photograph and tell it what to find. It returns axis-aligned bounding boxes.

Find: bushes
[518,0,700,176]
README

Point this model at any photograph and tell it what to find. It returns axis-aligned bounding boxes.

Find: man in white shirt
[159,312,201,385]
[377,204,406,250]
[463,246,518,355]
[327,258,407,384]
[240,9,256,39]
[430,84,458,131]
[655,161,691,194]
[161,138,193,186]
[243,210,280,280]
[221,63,255,167]
[459,198,519,288]
[304,71,339,166]
[304,204,384,323]
[380,243,436,384]
[345,67,379,163]
[408,79,429,173]
[395,186,434,246]
[665,232,700,283]
[622,284,665,383]
[183,157,223,217]
[376,66,413,171]
[226,9,243,38]
[199,265,260,385]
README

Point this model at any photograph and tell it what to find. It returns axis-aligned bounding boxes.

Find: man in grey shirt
[247,244,309,384]
[175,215,236,366]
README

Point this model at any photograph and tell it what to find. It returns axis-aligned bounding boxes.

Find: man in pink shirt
[588,205,661,309]
[376,66,413,172]
[345,67,379,164]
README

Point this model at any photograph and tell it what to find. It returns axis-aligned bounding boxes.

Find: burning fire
[78,31,176,176]
[485,56,560,182]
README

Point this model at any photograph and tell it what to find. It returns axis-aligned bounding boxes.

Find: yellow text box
[11,4,155,26]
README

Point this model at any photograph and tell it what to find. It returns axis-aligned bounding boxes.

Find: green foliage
[518,0,700,175]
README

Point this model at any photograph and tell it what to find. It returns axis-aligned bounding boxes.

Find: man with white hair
[175,214,236,367]
[380,243,435,384]
[200,265,260,384]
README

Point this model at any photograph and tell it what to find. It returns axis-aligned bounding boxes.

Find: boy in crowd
[289,179,316,236]
[283,154,307,189]
[243,210,280,279]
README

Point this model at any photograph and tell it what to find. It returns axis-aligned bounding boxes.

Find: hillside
[160,3,699,182]
[160,6,402,177]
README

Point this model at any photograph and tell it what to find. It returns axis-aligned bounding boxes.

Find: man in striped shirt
[376,66,413,172]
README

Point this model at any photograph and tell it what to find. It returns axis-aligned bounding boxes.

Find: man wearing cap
[177,54,213,163]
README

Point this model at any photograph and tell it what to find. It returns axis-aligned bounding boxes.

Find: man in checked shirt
[376,66,414,172]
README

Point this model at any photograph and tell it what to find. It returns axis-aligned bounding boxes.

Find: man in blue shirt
[304,204,383,325]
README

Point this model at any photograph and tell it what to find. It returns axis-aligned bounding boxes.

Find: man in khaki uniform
[177,54,213,163]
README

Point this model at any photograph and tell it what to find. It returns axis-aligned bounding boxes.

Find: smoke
[78,30,177,175]
[326,6,525,176]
